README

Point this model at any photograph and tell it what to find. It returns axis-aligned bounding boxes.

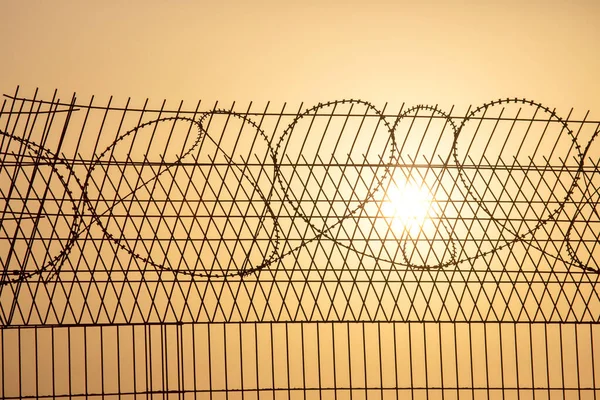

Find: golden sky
[1,0,599,114]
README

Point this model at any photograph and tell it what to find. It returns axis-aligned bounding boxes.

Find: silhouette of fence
[1,88,598,398]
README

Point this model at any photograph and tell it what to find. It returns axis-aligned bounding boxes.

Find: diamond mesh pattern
[1,92,598,327]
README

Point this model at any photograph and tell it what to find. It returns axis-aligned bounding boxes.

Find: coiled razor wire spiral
[1,98,599,284]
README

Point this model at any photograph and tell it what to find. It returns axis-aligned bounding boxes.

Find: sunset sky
[1,0,599,114]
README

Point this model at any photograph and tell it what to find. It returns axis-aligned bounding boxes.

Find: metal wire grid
[1,323,599,399]
[0,88,599,398]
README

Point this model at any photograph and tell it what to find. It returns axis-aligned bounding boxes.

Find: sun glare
[382,181,433,234]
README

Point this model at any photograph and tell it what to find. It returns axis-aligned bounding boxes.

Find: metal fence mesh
[1,88,598,398]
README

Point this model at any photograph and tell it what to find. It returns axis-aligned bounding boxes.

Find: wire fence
[1,88,599,398]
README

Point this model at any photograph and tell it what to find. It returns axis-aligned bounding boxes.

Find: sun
[381,181,433,235]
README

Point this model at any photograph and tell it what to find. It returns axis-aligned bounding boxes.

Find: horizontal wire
[4,93,600,123]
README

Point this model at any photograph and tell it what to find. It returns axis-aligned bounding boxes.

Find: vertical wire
[332,322,338,397]
[145,323,151,400]
[544,324,551,400]
[254,323,260,398]
[513,323,521,400]
[285,323,291,399]
[17,327,22,399]
[378,322,384,399]
[67,327,72,399]
[316,323,324,400]
[591,324,597,400]
[207,323,213,400]
[301,322,307,400]
[483,323,490,399]
[178,324,184,400]
[35,326,40,399]
[115,325,121,399]
[559,324,566,399]
[422,323,429,399]
[575,324,582,400]
[83,326,88,398]
[132,325,138,398]
[527,324,535,397]
[238,323,244,400]
[361,323,368,398]
[347,322,353,400]
[100,326,106,398]
[161,323,167,400]
[408,322,414,400]
[453,323,459,399]
[192,324,198,397]
[468,323,475,400]
[438,323,444,398]
[269,323,275,399]
[51,326,56,399]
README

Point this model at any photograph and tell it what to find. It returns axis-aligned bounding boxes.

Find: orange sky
[1,0,599,116]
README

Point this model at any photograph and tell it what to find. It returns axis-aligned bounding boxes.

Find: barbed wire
[1,98,599,285]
